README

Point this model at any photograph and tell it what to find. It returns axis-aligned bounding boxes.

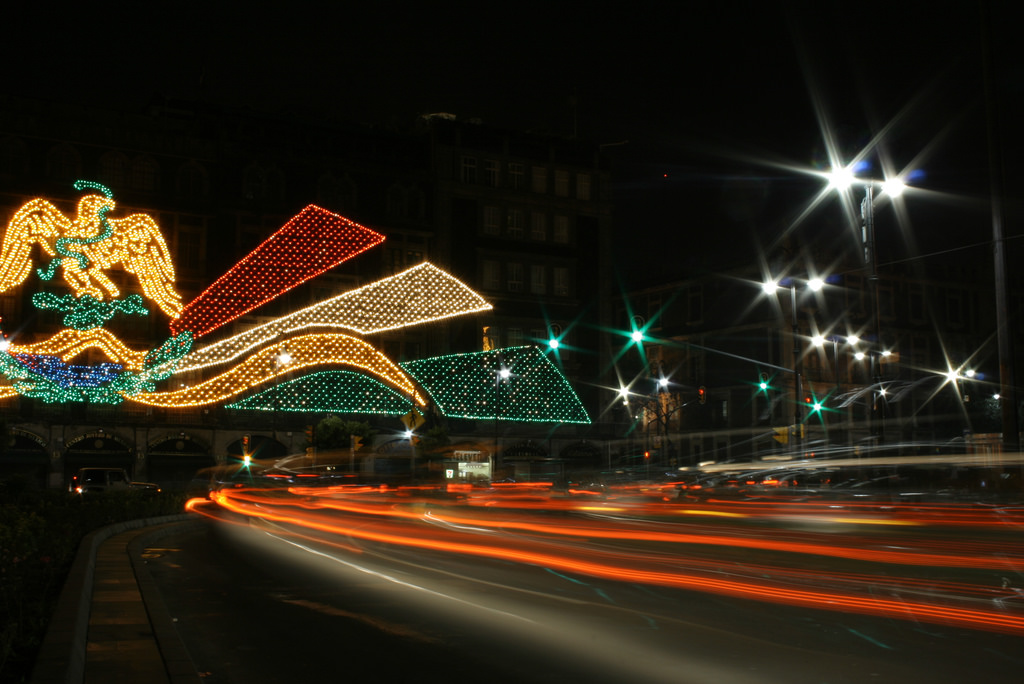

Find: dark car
[69,467,161,495]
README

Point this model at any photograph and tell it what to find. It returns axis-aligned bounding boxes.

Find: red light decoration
[171,206,385,338]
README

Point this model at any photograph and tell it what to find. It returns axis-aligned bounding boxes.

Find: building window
[0,137,28,178]
[507,263,523,292]
[483,326,497,351]
[554,170,570,197]
[946,290,963,327]
[508,327,524,346]
[530,265,546,294]
[318,173,357,212]
[508,163,524,189]
[132,156,160,192]
[482,260,500,290]
[483,159,499,187]
[909,285,925,324]
[460,156,477,183]
[687,286,704,324]
[242,165,265,200]
[554,267,569,296]
[532,166,547,193]
[176,230,202,271]
[530,212,547,241]
[483,206,500,235]
[507,209,524,238]
[387,185,409,218]
[177,163,208,199]
[47,145,81,183]
[576,173,592,200]
[98,151,129,189]
[553,215,569,243]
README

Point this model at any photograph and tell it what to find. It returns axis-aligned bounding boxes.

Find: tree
[314,416,372,450]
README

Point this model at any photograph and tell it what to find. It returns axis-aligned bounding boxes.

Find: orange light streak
[203,486,1024,636]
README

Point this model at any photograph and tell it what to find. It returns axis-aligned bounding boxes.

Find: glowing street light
[826,164,912,446]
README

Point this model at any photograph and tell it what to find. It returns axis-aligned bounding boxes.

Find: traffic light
[644,451,650,460]
[304,424,314,442]
[758,373,769,391]
[351,435,363,450]
[698,386,707,404]
[242,434,250,452]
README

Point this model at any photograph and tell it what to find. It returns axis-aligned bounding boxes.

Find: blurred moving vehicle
[69,467,161,495]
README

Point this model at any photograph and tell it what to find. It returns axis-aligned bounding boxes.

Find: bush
[0,486,187,683]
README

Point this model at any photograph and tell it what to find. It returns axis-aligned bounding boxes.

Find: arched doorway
[147,434,216,491]
[64,431,134,484]
[1,429,49,489]
[560,441,603,468]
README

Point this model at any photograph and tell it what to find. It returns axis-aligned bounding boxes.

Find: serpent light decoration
[0,181,589,424]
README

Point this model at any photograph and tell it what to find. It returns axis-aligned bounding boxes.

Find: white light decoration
[171,262,492,373]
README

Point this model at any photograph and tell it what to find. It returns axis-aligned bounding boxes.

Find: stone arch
[1,428,49,488]
[146,433,215,490]
[64,430,134,483]
[504,440,549,461]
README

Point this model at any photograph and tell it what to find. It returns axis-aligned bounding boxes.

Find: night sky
[4,2,1020,286]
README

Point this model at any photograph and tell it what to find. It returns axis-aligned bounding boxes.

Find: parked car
[69,467,161,496]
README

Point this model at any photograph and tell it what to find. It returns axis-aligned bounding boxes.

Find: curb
[30,514,205,684]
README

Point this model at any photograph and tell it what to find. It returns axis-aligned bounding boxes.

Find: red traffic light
[698,386,707,404]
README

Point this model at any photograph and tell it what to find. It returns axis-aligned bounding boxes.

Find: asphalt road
[145,507,1024,684]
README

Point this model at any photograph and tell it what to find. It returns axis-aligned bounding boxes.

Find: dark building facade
[0,96,613,488]
[611,248,1023,468]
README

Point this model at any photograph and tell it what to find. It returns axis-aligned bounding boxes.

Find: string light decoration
[173,262,492,373]
[0,182,183,318]
[7,328,150,370]
[170,205,385,338]
[32,292,148,330]
[227,370,414,414]
[10,353,123,388]
[1,331,192,404]
[129,333,426,408]
[402,346,590,423]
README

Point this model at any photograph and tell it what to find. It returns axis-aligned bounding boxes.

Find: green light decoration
[226,370,414,414]
[402,346,590,424]
[32,292,149,330]
[0,331,193,404]
[37,180,115,279]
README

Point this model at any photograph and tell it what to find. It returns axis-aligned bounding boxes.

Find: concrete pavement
[31,515,206,684]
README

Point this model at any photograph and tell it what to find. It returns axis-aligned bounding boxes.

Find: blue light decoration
[401,346,590,423]
[12,353,123,388]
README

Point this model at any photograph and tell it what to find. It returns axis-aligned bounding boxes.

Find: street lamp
[762,278,805,456]
[826,166,908,448]
[272,343,292,446]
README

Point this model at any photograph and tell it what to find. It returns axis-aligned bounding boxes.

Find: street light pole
[790,285,803,456]
[860,185,884,447]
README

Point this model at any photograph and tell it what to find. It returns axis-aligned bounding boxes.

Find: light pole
[813,333,860,450]
[762,279,804,456]
[494,360,510,474]
[272,343,292,447]
[828,167,907,449]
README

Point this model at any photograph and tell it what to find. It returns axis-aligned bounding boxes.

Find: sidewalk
[31,515,205,684]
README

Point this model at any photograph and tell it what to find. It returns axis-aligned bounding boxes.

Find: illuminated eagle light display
[0,181,589,423]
